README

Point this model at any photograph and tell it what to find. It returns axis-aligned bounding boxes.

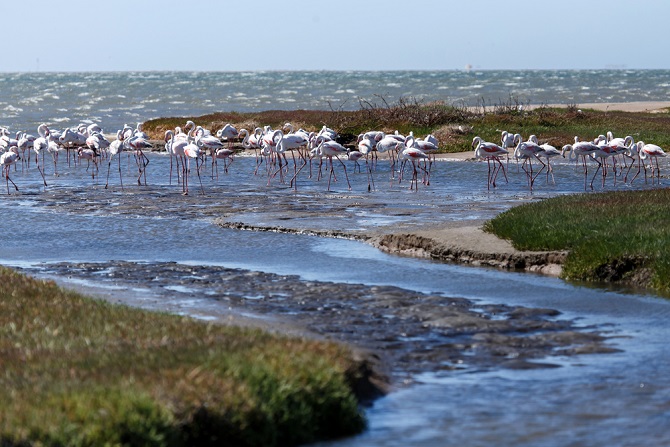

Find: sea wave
[1,70,669,133]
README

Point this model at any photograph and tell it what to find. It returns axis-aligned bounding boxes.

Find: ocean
[1,69,669,134]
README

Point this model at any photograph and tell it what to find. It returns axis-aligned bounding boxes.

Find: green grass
[483,189,670,292]
[0,267,368,446]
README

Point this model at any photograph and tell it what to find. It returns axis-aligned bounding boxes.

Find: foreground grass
[142,99,670,153]
[483,189,670,293]
[0,267,368,446]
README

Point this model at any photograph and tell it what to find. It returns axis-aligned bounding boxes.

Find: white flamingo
[472,136,509,190]
[194,126,226,178]
[216,123,239,148]
[514,136,547,190]
[0,147,21,194]
[632,141,666,185]
[398,143,429,191]
[183,141,204,195]
[313,135,351,191]
[32,124,50,187]
[561,136,600,190]
[105,130,126,190]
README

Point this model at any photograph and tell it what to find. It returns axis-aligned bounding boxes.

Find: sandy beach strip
[538,101,670,113]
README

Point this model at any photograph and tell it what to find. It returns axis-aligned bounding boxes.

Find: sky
[3,0,670,72]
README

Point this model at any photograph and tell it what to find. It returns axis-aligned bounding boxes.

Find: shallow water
[2,153,670,446]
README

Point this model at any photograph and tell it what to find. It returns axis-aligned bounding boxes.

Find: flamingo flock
[0,121,666,196]
[0,123,152,194]
[472,130,667,191]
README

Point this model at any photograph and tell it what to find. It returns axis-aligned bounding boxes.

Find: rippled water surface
[2,152,670,446]
[2,70,670,132]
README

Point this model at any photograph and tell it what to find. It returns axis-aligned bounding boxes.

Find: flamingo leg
[105,156,113,189]
[590,159,603,189]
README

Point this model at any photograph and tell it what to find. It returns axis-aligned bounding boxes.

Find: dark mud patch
[23,260,621,386]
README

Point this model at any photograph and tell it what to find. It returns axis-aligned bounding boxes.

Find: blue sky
[4,0,669,72]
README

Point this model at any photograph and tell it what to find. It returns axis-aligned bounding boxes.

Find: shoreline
[530,101,670,113]
[217,219,567,277]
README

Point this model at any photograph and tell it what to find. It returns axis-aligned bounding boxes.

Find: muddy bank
[217,220,568,277]
[369,227,568,276]
[25,260,619,388]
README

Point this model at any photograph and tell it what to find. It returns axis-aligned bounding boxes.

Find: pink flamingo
[472,136,509,190]
[183,141,204,195]
[32,124,49,187]
[561,137,600,190]
[398,144,429,191]
[78,147,99,179]
[632,141,666,185]
[514,136,546,190]
[313,135,351,191]
[0,147,20,194]
[216,123,239,148]
[105,130,126,190]
[125,132,153,186]
[589,143,618,188]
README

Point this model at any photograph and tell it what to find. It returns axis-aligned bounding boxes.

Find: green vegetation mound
[0,268,369,446]
[484,189,670,293]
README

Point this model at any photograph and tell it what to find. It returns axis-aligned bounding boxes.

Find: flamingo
[313,135,351,191]
[0,129,19,153]
[166,129,189,193]
[183,141,204,195]
[514,136,546,190]
[632,141,666,185]
[402,135,433,186]
[17,132,35,170]
[0,147,20,194]
[535,142,563,184]
[376,135,404,179]
[105,130,127,190]
[501,130,517,150]
[589,143,618,188]
[239,127,264,174]
[274,131,310,189]
[194,126,226,178]
[472,136,509,190]
[561,137,600,190]
[216,123,239,149]
[409,135,439,170]
[86,131,110,156]
[59,127,87,166]
[318,125,338,141]
[604,134,635,178]
[133,122,149,140]
[78,147,99,179]
[350,138,375,191]
[398,144,429,191]
[500,130,519,169]
[47,139,63,175]
[260,127,285,183]
[125,132,153,185]
[32,124,50,187]
[213,147,236,176]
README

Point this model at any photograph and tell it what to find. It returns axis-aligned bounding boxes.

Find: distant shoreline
[535,101,670,113]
